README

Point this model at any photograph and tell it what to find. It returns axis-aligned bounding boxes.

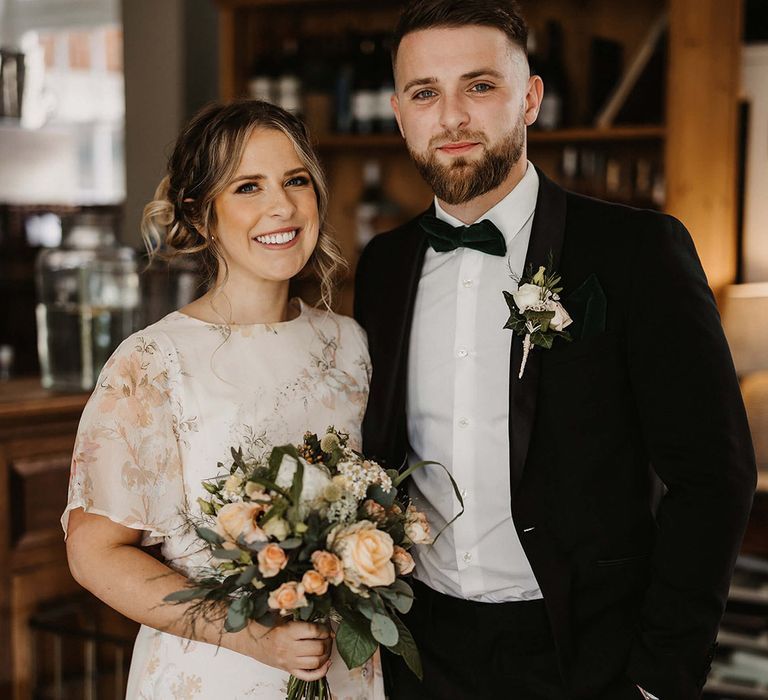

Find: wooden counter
[0,379,89,700]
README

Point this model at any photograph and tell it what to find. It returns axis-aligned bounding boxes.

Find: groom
[354,1,757,699]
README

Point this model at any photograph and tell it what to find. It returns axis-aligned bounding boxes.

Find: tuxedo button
[457,347,468,359]
[458,417,470,428]
[462,279,473,288]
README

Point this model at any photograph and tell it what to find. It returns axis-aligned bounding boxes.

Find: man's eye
[413,89,436,100]
[470,83,494,93]
[236,182,259,194]
[286,176,310,187]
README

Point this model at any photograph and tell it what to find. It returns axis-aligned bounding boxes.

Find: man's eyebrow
[402,77,438,93]
[461,69,505,81]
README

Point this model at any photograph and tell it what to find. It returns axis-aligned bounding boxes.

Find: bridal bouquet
[166,427,460,700]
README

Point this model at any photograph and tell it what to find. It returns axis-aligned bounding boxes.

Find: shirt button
[460,488,468,500]
[462,279,473,288]
[457,347,468,359]
[462,551,472,563]
[458,417,469,428]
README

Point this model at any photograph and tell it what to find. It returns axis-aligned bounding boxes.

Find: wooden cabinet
[216,0,743,314]
[0,380,87,699]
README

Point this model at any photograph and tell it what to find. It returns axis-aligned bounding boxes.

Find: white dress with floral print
[61,299,385,700]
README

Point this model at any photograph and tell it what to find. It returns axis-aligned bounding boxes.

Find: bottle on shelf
[351,35,378,135]
[376,34,398,134]
[537,20,570,131]
[333,32,355,134]
[275,37,302,117]
[355,160,401,250]
[247,41,278,104]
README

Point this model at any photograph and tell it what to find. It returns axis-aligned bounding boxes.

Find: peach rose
[311,550,344,585]
[329,520,395,589]
[301,570,329,596]
[392,545,415,575]
[363,499,387,525]
[404,504,431,545]
[216,502,267,544]
[257,543,288,578]
[268,582,308,614]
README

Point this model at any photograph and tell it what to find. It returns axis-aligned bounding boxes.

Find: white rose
[549,301,573,332]
[512,283,544,312]
[275,454,332,503]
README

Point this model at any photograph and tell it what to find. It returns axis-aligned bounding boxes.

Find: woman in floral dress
[62,100,385,700]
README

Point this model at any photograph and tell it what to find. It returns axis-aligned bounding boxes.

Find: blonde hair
[141,100,346,309]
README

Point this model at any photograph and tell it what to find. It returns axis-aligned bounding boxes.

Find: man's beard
[408,118,525,205]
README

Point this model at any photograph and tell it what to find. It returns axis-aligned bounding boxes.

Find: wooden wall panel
[665,0,743,292]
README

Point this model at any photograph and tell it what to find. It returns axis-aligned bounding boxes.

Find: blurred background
[1,0,768,698]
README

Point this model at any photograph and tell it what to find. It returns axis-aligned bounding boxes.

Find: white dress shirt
[407,162,542,602]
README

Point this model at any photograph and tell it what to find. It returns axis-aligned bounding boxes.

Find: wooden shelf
[718,630,768,654]
[313,125,666,152]
[704,681,768,699]
[528,125,665,143]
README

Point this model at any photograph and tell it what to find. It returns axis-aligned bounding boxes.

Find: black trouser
[385,579,568,700]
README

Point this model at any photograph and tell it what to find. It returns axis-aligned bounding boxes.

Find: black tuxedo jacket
[353,170,757,699]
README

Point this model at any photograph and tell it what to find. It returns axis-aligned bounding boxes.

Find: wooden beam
[665,0,743,292]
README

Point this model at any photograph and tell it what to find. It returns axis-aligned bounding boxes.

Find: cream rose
[392,545,415,575]
[216,502,267,544]
[263,516,290,541]
[512,283,544,312]
[223,473,243,495]
[245,481,270,501]
[311,550,344,585]
[257,543,288,578]
[301,569,329,596]
[404,504,431,545]
[268,582,307,614]
[329,520,395,589]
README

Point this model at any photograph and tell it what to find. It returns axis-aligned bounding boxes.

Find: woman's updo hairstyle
[141,99,344,309]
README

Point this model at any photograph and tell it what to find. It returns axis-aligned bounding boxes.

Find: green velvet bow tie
[419,214,507,257]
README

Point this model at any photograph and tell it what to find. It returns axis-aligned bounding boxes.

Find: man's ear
[524,74,544,127]
[391,93,405,138]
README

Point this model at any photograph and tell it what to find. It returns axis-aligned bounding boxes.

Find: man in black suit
[353,1,756,698]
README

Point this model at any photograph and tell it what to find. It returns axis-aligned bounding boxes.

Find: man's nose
[439,92,470,132]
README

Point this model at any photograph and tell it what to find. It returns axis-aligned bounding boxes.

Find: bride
[62,100,385,699]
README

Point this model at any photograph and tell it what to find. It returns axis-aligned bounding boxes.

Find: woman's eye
[470,83,494,93]
[286,176,310,187]
[235,182,259,194]
[413,89,436,101]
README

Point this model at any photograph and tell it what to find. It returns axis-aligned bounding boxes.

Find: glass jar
[35,212,140,391]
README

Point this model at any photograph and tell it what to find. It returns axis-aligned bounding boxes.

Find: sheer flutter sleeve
[61,331,186,546]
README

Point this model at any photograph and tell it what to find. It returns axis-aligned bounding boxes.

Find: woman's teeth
[255,229,298,245]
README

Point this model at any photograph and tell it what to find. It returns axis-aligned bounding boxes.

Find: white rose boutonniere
[503,258,573,379]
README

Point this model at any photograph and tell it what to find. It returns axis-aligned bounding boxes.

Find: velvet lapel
[508,169,567,496]
[381,212,430,464]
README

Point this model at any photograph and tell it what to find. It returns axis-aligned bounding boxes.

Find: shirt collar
[433,161,539,248]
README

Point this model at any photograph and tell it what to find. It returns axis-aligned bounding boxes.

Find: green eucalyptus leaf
[236,565,259,586]
[367,482,396,507]
[224,597,251,632]
[335,617,378,670]
[370,612,399,647]
[212,547,244,561]
[357,597,375,620]
[196,526,224,545]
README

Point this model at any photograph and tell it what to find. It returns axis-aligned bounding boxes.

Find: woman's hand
[232,620,333,681]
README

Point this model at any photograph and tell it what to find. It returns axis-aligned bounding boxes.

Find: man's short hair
[392,0,529,65]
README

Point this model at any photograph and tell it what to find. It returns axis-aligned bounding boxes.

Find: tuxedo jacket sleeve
[623,214,756,694]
